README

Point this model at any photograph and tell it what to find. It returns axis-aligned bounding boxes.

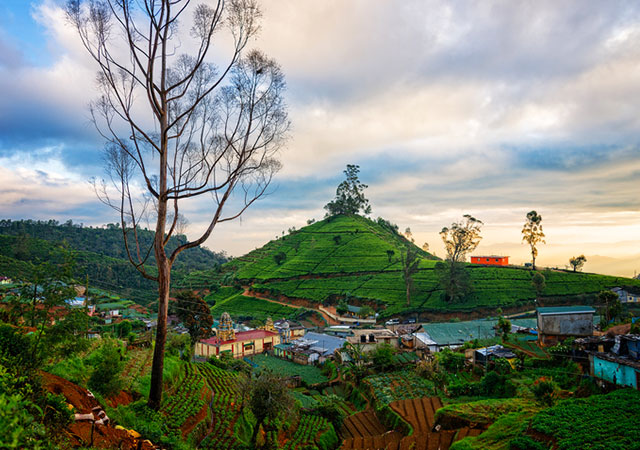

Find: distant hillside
[0,219,227,305]
[216,215,640,318]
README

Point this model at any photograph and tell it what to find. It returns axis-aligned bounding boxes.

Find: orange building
[470,255,509,266]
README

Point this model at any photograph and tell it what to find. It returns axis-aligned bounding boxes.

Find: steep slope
[223,215,640,318]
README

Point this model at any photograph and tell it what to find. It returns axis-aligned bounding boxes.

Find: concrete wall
[538,313,593,336]
[591,355,638,389]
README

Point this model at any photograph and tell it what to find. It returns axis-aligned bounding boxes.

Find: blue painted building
[590,352,640,389]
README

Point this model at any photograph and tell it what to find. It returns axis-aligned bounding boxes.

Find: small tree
[522,211,545,270]
[336,300,348,316]
[401,246,421,306]
[386,249,395,263]
[421,242,429,253]
[404,227,414,243]
[358,305,375,319]
[497,316,511,340]
[249,371,294,445]
[531,272,546,301]
[569,255,587,272]
[370,343,396,372]
[333,235,342,245]
[437,215,483,302]
[598,290,622,325]
[88,339,124,396]
[173,290,213,348]
[324,164,371,217]
[274,252,287,266]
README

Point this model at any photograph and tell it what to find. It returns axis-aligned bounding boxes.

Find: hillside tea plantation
[220,215,640,317]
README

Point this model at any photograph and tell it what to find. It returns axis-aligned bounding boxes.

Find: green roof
[421,318,537,346]
[537,306,595,315]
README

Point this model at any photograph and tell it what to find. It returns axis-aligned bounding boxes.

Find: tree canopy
[324,164,372,217]
[569,255,587,272]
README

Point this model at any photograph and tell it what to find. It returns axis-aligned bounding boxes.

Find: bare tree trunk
[148,257,170,409]
[149,99,170,410]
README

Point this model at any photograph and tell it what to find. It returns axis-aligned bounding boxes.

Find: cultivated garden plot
[251,354,329,385]
[365,370,436,405]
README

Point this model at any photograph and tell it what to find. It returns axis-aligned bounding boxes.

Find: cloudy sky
[1,0,639,276]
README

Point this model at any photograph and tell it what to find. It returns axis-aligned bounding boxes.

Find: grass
[250,353,329,385]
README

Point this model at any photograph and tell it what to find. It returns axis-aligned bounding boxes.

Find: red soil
[40,372,158,449]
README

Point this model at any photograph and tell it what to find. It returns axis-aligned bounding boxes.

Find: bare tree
[66,0,289,410]
[522,211,545,270]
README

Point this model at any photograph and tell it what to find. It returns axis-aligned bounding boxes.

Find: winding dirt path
[242,288,340,325]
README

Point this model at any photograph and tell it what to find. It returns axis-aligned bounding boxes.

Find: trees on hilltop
[325,164,372,217]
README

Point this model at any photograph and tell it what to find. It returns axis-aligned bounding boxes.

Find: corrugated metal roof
[537,306,595,315]
[420,318,537,346]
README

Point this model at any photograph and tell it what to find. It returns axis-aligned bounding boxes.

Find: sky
[0,0,639,277]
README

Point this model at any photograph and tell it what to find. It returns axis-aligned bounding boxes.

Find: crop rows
[365,371,435,405]
[530,389,640,450]
[280,414,329,450]
[161,364,206,428]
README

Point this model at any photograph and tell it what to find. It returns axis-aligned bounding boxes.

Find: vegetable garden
[252,354,329,385]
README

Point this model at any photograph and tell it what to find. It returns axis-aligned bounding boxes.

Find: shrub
[509,436,548,450]
[532,377,557,406]
[88,338,124,396]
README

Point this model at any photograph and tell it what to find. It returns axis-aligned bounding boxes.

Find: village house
[347,328,398,351]
[414,318,537,352]
[470,255,509,266]
[273,318,306,340]
[274,332,345,365]
[611,287,640,304]
[195,312,280,359]
[589,335,640,389]
[537,306,595,346]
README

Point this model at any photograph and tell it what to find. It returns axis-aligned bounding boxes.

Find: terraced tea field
[218,215,640,317]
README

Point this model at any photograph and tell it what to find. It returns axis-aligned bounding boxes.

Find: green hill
[219,215,640,318]
[0,219,227,306]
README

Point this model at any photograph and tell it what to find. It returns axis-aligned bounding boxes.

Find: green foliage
[248,370,294,445]
[435,261,472,302]
[498,316,511,339]
[88,338,125,396]
[173,290,213,345]
[509,436,548,450]
[531,378,558,407]
[222,215,638,316]
[274,251,287,265]
[531,273,546,297]
[436,348,466,372]
[530,389,640,450]
[370,343,397,372]
[365,370,435,404]
[252,354,329,385]
[324,164,372,217]
[0,392,48,449]
[0,219,226,305]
